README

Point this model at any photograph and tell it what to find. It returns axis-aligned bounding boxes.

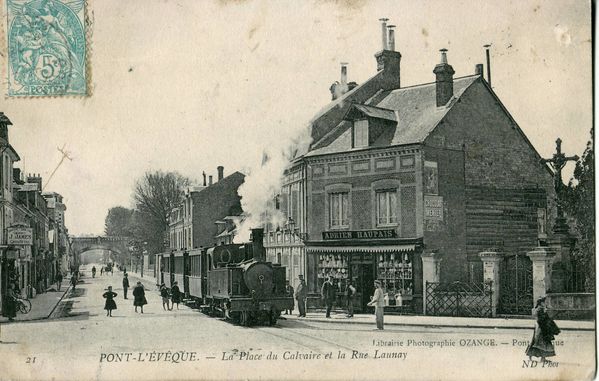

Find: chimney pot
[484,44,492,87]
[379,18,389,50]
[209,175,213,185]
[340,62,348,86]
[387,25,396,51]
[217,166,224,181]
[202,171,206,186]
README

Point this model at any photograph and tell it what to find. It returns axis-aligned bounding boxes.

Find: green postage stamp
[6,0,88,96]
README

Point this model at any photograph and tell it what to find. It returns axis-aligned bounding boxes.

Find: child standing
[103,286,118,317]
[160,283,170,311]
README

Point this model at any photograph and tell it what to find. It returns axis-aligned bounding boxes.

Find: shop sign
[424,195,444,221]
[322,229,397,240]
[7,226,33,245]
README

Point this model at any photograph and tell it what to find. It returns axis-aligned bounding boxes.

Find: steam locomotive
[156,228,293,326]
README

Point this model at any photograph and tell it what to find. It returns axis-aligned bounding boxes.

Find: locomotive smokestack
[250,228,265,261]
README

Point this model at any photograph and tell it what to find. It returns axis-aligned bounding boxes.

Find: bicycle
[16,297,31,314]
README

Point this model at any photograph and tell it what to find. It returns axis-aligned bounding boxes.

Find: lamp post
[141,241,147,278]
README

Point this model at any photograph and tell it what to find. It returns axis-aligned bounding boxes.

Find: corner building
[281,26,555,314]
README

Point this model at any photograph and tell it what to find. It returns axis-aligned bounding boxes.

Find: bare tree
[133,171,191,254]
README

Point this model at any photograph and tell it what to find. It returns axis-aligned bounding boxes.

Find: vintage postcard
[0,1,594,380]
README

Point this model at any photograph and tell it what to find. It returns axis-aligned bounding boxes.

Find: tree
[563,128,595,291]
[104,206,135,237]
[133,171,191,255]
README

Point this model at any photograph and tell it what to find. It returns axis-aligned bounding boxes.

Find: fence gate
[425,281,493,317]
[498,254,533,315]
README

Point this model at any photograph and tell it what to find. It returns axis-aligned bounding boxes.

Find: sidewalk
[285,312,595,331]
[0,281,71,323]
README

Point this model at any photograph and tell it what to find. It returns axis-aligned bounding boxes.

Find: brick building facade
[272,22,556,314]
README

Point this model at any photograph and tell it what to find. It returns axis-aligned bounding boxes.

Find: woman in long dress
[133,281,147,313]
[526,297,560,361]
[171,281,182,310]
[103,286,117,317]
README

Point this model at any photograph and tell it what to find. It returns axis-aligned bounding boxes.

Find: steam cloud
[234,124,312,243]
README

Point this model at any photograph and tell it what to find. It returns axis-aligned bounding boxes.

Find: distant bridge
[70,236,130,264]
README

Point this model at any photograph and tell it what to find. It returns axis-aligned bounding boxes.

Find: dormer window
[353,119,369,148]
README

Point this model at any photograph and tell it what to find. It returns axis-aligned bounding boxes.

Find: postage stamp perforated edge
[1,0,93,98]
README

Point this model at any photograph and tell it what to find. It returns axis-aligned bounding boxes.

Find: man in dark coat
[56,272,63,291]
[122,273,130,299]
[284,280,294,315]
[321,276,336,318]
[295,275,307,317]
[3,284,18,321]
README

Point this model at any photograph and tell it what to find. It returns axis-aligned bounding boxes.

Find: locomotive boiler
[157,228,293,326]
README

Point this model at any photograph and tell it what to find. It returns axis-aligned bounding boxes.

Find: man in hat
[295,275,307,317]
[122,273,130,299]
[321,275,336,318]
[284,280,294,315]
[367,280,385,330]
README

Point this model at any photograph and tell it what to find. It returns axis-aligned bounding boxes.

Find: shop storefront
[305,229,423,314]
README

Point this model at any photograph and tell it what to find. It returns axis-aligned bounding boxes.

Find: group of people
[159,281,182,311]
[92,265,113,278]
[101,272,148,316]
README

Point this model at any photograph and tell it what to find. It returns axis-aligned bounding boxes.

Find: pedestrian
[321,275,336,318]
[122,273,130,299]
[526,297,560,362]
[171,281,181,310]
[346,281,356,318]
[295,275,307,317]
[160,283,170,311]
[70,274,77,290]
[92,266,96,278]
[367,280,385,330]
[100,266,104,276]
[133,281,147,313]
[3,283,18,321]
[56,272,63,292]
[284,280,294,315]
[103,286,118,317]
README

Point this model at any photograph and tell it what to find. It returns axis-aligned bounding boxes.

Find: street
[0,265,594,381]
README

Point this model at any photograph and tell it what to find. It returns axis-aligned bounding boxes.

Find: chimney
[375,19,401,89]
[433,48,455,107]
[26,174,42,191]
[387,25,396,51]
[484,44,492,87]
[209,175,213,185]
[475,64,484,76]
[330,62,351,100]
[250,228,265,261]
[217,166,224,182]
[202,171,206,186]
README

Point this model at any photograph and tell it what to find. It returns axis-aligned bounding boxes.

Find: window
[376,190,398,225]
[329,192,349,228]
[353,119,368,148]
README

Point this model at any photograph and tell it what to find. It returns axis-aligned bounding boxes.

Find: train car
[186,248,206,301]
[163,251,174,289]
[154,253,164,286]
[172,250,186,292]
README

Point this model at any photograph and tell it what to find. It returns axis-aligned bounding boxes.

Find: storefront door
[350,255,375,312]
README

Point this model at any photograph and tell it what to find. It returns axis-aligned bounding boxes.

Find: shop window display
[377,252,413,307]
[317,254,348,297]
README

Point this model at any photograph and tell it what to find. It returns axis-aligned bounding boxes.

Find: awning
[307,244,415,254]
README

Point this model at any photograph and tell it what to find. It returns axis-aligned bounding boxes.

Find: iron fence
[426,280,493,317]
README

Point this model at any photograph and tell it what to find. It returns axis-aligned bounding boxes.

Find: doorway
[350,253,375,312]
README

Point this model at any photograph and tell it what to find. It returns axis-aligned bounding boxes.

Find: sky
[0,0,592,235]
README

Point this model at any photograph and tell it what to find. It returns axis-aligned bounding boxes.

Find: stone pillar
[421,251,441,315]
[479,251,503,317]
[527,247,556,304]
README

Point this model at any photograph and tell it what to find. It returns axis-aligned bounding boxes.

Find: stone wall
[546,293,595,320]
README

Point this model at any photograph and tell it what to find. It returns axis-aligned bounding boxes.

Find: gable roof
[305,75,479,157]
